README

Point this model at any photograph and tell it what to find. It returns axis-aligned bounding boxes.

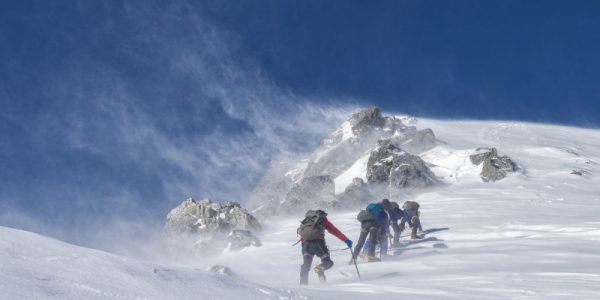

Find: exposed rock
[348,107,386,136]
[470,148,518,182]
[248,107,440,214]
[393,128,437,154]
[208,265,233,276]
[166,198,261,238]
[571,169,588,176]
[303,108,438,178]
[165,198,261,255]
[367,139,439,188]
[227,229,262,251]
[281,175,335,213]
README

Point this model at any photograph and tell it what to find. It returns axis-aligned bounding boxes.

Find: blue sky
[1,1,599,249]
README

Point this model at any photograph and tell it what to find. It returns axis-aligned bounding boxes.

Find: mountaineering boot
[411,233,424,240]
[313,266,326,283]
[360,252,369,261]
[365,255,381,262]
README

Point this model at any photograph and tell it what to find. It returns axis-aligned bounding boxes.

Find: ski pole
[329,247,353,252]
[348,247,361,281]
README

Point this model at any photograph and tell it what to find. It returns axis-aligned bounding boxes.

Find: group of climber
[297,199,422,285]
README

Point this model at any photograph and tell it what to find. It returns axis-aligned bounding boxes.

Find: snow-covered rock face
[367,139,439,188]
[165,198,261,255]
[249,107,442,214]
[470,148,519,182]
[303,107,437,179]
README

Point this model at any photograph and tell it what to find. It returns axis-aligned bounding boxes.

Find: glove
[344,239,353,248]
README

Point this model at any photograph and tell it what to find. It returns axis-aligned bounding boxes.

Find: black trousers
[300,239,333,285]
[390,221,402,244]
[352,220,379,259]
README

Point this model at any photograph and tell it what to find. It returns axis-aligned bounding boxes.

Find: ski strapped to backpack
[297,210,328,240]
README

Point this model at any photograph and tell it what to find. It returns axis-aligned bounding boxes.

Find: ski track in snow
[3,119,600,299]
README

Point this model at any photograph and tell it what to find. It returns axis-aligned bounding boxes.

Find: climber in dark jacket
[385,199,407,245]
[297,210,352,285]
[352,201,388,262]
[400,201,423,239]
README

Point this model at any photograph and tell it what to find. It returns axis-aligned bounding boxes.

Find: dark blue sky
[199,0,600,124]
[1,1,599,248]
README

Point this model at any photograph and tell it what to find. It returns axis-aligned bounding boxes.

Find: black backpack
[297,210,327,240]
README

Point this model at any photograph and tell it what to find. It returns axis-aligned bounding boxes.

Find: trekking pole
[348,247,361,281]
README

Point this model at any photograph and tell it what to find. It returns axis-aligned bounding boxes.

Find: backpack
[297,210,327,240]
[402,201,420,212]
[357,203,382,222]
[367,203,383,216]
[356,209,374,222]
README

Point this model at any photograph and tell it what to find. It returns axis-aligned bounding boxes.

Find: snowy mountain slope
[0,226,306,300]
[204,118,600,299]
[4,118,600,300]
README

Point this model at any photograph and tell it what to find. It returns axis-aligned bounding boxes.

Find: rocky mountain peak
[348,107,386,135]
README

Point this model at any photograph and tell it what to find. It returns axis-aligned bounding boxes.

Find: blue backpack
[367,203,383,217]
[357,203,384,222]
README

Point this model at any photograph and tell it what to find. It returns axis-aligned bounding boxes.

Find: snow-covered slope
[0,226,305,300]
[208,118,600,299]
[4,118,600,300]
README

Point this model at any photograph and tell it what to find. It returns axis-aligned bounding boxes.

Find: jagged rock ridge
[165,198,261,255]
[248,107,441,215]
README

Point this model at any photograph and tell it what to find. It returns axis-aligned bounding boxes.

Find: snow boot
[365,255,381,262]
[313,266,326,283]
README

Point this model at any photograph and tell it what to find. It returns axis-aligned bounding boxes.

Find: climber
[400,200,423,239]
[363,198,406,254]
[352,201,388,262]
[297,209,352,285]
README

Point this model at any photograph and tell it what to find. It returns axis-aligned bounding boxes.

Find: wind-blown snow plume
[0,1,356,253]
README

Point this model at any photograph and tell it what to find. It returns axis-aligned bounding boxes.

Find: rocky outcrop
[248,107,440,214]
[165,198,261,255]
[470,148,518,182]
[208,265,233,276]
[348,107,386,136]
[392,128,437,154]
[367,139,439,188]
[281,175,335,213]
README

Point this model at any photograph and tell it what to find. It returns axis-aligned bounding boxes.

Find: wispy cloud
[0,1,357,254]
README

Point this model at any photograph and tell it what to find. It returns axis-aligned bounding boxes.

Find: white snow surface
[3,118,600,299]
[334,152,370,194]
